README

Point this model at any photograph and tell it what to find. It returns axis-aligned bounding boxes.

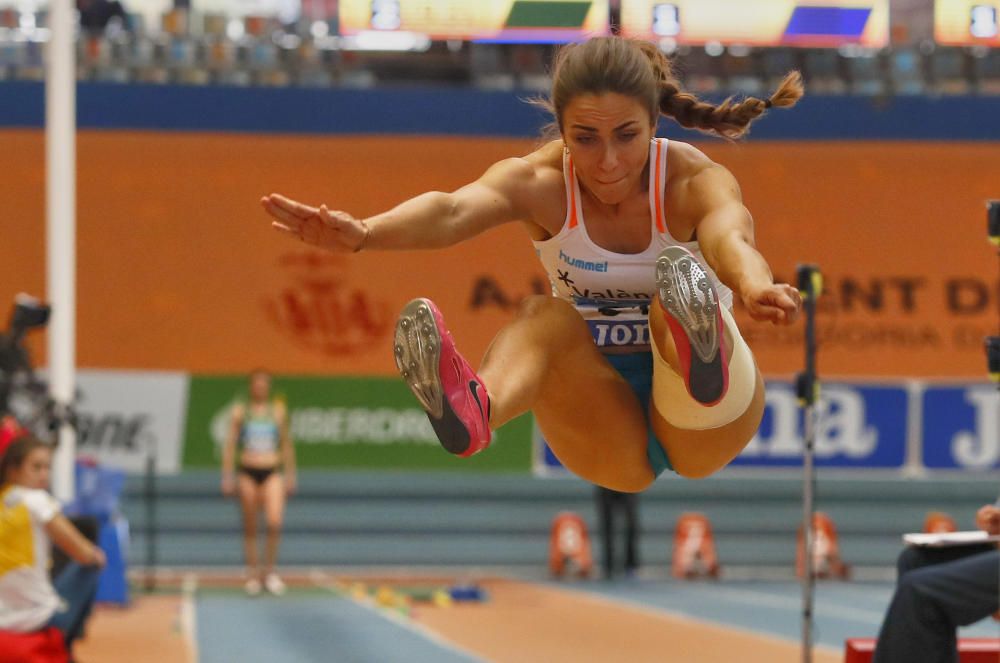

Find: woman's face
[561,93,655,206]
[9,447,52,490]
[250,373,271,401]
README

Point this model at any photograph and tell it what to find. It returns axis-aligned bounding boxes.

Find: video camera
[9,293,51,339]
[0,294,51,415]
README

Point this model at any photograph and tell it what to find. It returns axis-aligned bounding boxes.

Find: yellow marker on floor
[375,586,396,607]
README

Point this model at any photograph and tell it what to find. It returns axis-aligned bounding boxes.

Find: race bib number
[587,319,650,347]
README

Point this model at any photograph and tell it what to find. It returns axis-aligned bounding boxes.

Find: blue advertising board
[922,384,1000,471]
[534,381,913,474]
[732,383,908,468]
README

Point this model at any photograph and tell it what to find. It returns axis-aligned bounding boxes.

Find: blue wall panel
[536,380,1000,473]
[3,81,1000,140]
[923,385,1000,470]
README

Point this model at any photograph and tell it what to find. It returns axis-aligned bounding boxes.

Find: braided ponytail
[545,36,804,141]
[659,71,804,140]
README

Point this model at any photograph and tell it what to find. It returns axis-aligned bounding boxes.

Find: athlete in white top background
[261,36,802,492]
[0,436,106,656]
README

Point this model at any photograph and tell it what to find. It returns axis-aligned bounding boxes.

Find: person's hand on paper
[974,504,1000,535]
[976,503,1000,620]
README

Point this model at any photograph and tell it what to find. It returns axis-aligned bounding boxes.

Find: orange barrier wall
[3,129,998,378]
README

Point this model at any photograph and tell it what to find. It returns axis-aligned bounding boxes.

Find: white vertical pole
[45,0,76,502]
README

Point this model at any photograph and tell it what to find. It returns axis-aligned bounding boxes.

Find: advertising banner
[732,383,909,468]
[182,375,532,471]
[621,0,890,47]
[73,370,189,474]
[338,0,610,43]
[534,380,910,474]
[922,383,1000,470]
[3,134,999,380]
[935,0,1000,46]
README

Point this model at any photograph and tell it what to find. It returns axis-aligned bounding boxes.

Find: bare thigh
[515,300,654,492]
[261,473,286,530]
[237,473,261,529]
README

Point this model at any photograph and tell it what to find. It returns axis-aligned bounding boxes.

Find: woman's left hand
[741,283,802,325]
[975,504,1000,535]
[285,474,297,496]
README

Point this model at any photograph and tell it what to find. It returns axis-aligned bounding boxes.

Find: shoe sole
[655,247,726,405]
[393,298,472,455]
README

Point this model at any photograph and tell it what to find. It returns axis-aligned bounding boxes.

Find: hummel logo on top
[559,250,608,273]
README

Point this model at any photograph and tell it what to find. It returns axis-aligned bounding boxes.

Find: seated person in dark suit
[873,499,1000,663]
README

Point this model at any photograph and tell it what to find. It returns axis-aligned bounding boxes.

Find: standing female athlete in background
[261,37,802,492]
[221,370,296,595]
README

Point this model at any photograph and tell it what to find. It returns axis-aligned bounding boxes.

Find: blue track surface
[580,579,1000,652]
[193,578,999,660]
[196,593,483,663]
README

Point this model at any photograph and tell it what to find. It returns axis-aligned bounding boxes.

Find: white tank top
[532,138,733,349]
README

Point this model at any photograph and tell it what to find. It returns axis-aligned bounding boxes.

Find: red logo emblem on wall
[263,251,391,356]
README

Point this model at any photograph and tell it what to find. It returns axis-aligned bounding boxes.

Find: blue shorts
[605,351,673,477]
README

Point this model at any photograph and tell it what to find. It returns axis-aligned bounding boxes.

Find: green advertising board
[182,375,532,471]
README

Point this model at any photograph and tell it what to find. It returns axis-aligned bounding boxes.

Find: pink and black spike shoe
[655,246,729,406]
[393,298,492,457]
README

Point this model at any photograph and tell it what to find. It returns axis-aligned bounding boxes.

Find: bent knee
[516,295,592,343]
[654,415,755,480]
[671,455,725,480]
[659,429,729,479]
[896,547,924,577]
[594,467,654,493]
[517,295,577,320]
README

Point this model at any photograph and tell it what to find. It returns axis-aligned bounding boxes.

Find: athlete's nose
[599,145,620,173]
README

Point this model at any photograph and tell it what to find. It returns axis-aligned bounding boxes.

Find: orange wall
[2,129,998,378]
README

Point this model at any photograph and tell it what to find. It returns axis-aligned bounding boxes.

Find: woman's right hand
[740,282,802,325]
[221,475,235,497]
[260,193,369,253]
